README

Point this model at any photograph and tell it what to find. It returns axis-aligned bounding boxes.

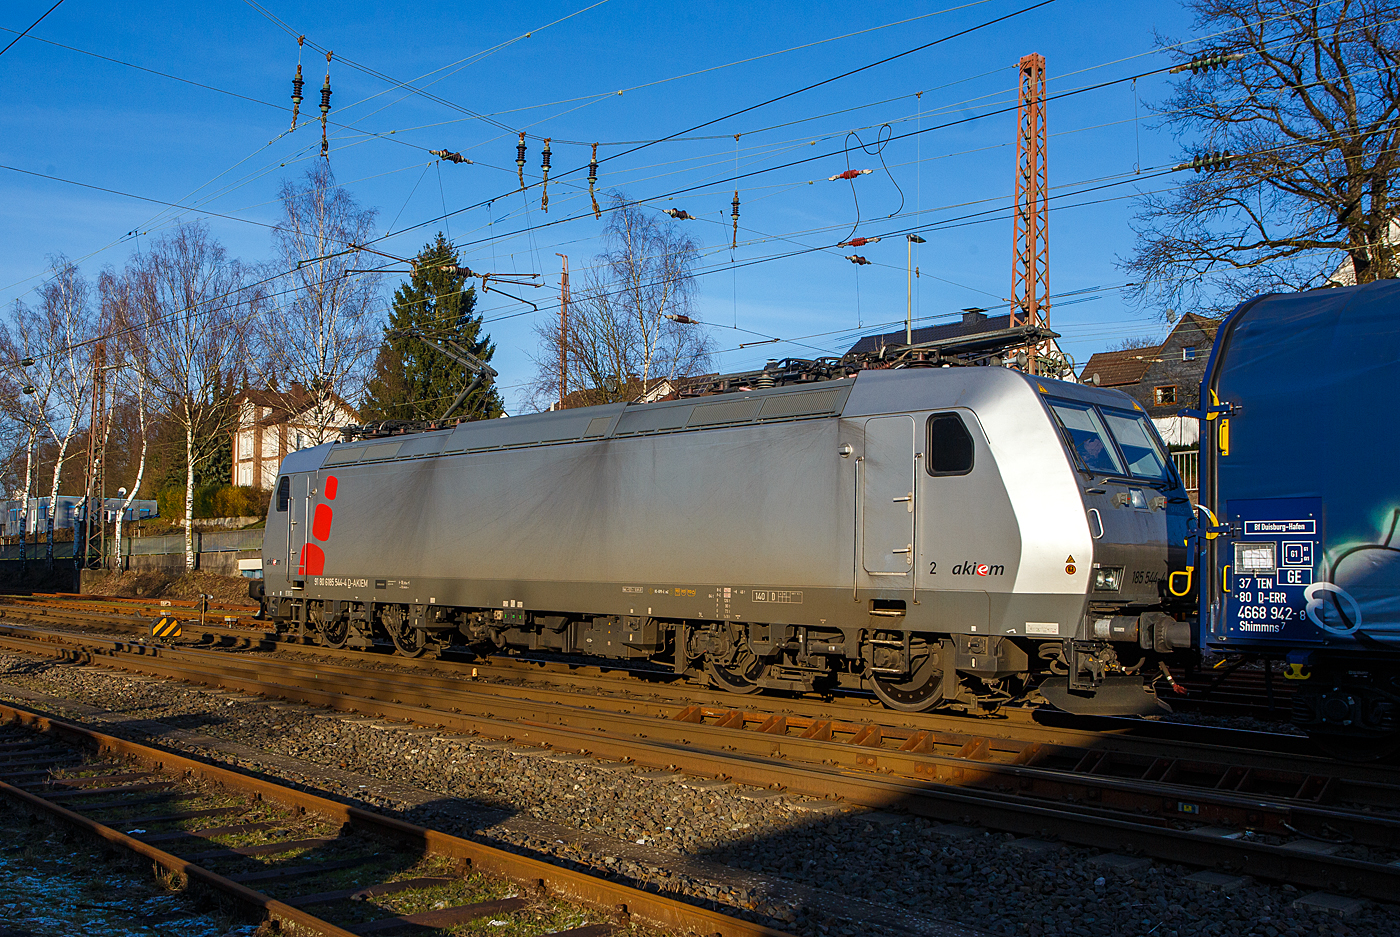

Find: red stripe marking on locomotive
[302,543,325,576]
[324,475,338,501]
[312,504,333,542]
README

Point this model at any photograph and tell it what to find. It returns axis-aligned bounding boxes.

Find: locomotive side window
[926,413,974,476]
[1048,400,1125,475]
[275,476,290,512]
[1100,408,1171,481]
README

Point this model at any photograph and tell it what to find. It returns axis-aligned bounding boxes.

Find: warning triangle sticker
[1065,555,1075,564]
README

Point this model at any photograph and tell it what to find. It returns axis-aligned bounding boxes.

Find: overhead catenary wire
[0,0,65,59]
[7,0,1380,375]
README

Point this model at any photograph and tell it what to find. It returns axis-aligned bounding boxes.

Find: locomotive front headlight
[1093,566,1124,592]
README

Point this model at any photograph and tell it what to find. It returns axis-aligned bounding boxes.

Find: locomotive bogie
[257,367,1191,715]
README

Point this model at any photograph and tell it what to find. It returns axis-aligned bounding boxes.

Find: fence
[1172,450,1199,492]
[0,542,75,560]
[120,528,264,558]
[0,529,263,561]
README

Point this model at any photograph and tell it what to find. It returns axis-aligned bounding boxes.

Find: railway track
[0,611,1396,906]
[0,593,1313,737]
[0,698,797,937]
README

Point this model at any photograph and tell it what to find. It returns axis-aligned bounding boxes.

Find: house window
[237,432,253,460]
[237,464,253,486]
[1183,346,1197,361]
[1154,385,1178,406]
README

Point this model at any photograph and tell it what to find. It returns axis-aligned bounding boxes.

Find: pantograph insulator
[840,237,880,247]
[828,169,873,181]
[540,138,552,212]
[663,208,695,220]
[430,149,471,164]
[846,254,871,265]
[516,132,527,188]
[589,143,600,219]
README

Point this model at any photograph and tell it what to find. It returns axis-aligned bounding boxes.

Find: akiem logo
[952,561,1005,577]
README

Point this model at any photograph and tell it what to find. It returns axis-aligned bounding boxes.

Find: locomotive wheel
[391,624,429,658]
[705,647,768,694]
[381,606,428,658]
[868,637,945,712]
[319,615,349,649]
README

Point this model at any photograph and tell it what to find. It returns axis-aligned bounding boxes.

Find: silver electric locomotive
[256,366,1192,714]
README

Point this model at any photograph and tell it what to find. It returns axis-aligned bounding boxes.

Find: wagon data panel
[1223,498,1321,643]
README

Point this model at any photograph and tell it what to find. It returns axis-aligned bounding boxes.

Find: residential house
[1078,313,1222,446]
[546,376,678,411]
[2,497,157,536]
[232,387,358,488]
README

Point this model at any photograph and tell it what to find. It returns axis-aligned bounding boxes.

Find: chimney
[961,307,988,324]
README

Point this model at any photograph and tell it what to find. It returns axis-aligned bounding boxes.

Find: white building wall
[1153,414,1199,447]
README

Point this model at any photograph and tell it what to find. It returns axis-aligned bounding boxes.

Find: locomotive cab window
[1048,400,1125,476]
[1100,407,1171,481]
[926,412,974,476]
[275,476,290,512]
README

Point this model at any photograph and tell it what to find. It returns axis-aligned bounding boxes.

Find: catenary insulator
[589,143,600,219]
[731,191,740,250]
[541,138,552,212]
[288,36,305,132]
[846,254,871,265]
[664,208,695,220]
[430,149,471,164]
[516,132,527,188]
[318,52,333,158]
[290,65,304,131]
[1170,52,1245,74]
[828,169,873,181]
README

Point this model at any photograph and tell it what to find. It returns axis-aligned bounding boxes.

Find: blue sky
[0,0,1201,413]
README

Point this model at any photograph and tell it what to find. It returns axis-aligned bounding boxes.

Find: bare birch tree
[99,268,151,569]
[528,195,714,409]
[3,259,96,566]
[128,223,257,570]
[1124,0,1400,314]
[263,162,380,442]
[0,360,39,565]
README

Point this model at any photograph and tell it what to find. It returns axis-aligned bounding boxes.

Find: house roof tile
[1080,347,1158,386]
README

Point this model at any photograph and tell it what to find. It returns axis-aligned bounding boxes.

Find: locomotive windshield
[1048,400,1124,475]
[1099,407,1171,481]
[1049,398,1173,482]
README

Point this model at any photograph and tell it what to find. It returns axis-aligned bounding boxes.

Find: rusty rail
[0,701,796,937]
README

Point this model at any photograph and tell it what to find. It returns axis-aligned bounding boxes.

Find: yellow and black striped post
[151,616,182,641]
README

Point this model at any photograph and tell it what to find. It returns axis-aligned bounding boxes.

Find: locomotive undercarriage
[264,595,1181,716]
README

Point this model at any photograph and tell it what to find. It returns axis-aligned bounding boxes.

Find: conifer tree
[361,233,503,421]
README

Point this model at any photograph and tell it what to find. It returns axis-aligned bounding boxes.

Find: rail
[3,613,1400,903]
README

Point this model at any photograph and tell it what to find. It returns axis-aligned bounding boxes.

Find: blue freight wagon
[1193,280,1400,756]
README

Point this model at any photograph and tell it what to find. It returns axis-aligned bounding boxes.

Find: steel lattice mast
[1011,53,1049,372]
